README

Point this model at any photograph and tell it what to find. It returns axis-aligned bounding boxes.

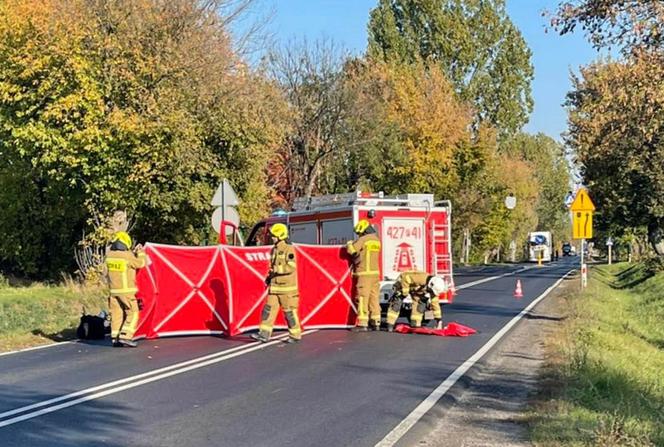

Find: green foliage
[0,0,287,278]
[566,55,664,243]
[500,133,572,243]
[367,0,534,136]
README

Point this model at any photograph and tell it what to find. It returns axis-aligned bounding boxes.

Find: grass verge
[0,277,106,352]
[529,262,664,446]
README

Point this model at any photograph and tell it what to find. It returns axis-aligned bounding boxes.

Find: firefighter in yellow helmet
[385,271,447,332]
[105,231,148,347]
[251,223,302,344]
[346,219,382,331]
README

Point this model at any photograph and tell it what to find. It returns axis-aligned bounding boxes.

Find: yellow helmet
[112,231,132,249]
[354,219,370,235]
[269,223,289,241]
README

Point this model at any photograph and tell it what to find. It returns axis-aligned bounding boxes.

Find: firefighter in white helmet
[385,271,448,332]
[346,219,382,331]
[251,223,302,344]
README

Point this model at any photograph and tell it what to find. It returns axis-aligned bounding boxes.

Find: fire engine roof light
[271,209,288,217]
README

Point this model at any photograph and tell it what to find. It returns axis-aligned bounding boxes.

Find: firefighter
[385,271,448,332]
[105,231,148,347]
[251,223,302,344]
[346,219,382,331]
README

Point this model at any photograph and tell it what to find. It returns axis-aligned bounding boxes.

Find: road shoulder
[416,271,577,446]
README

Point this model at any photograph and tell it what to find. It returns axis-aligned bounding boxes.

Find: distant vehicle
[528,231,553,262]
[562,242,572,256]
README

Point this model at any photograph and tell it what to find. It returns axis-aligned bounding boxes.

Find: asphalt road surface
[0,258,577,447]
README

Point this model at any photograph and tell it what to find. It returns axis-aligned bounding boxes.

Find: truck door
[381,218,426,280]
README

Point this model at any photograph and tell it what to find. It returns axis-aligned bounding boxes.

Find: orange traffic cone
[514,279,524,299]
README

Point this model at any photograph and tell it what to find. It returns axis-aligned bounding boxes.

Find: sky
[245,0,602,142]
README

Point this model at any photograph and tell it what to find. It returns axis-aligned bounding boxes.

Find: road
[0,258,576,447]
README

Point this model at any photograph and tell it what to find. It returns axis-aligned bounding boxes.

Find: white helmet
[427,276,447,296]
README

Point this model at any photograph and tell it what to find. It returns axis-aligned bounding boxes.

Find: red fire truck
[245,192,454,303]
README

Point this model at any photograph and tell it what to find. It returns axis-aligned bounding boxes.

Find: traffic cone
[514,279,523,298]
[450,280,457,296]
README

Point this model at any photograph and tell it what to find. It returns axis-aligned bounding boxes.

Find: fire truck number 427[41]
[244,191,454,304]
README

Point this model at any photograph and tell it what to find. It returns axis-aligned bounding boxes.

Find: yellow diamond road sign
[570,188,595,212]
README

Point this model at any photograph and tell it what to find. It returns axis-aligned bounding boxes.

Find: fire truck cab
[245,192,454,304]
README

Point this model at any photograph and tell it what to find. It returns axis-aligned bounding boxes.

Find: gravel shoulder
[417,272,578,446]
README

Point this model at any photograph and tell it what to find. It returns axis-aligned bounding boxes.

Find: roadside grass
[529,262,664,446]
[0,276,106,352]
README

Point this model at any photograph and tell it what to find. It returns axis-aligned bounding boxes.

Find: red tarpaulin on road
[393,322,476,337]
[134,243,357,339]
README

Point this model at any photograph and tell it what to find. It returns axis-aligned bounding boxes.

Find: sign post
[606,237,613,265]
[211,179,240,244]
[571,188,595,288]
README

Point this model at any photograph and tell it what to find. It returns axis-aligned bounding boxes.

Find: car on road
[562,242,572,256]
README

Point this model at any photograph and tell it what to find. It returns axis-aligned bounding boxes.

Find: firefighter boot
[284,336,300,344]
[369,320,381,331]
[386,323,394,332]
[434,318,443,330]
[351,325,369,332]
[118,338,138,348]
[250,332,270,343]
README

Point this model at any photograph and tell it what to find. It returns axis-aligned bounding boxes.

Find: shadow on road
[0,386,132,447]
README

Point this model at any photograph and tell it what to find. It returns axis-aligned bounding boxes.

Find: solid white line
[0,331,321,428]
[0,330,315,423]
[375,270,574,447]
[0,341,74,358]
[455,265,535,290]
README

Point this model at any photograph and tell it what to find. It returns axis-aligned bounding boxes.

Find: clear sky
[250,0,601,142]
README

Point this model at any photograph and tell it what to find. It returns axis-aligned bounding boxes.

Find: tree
[0,0,287,278]
[500,133,571,242]
[550,0,664,54]
[267,39,352,206]
[367,0,534,136]
[566,55,664,241]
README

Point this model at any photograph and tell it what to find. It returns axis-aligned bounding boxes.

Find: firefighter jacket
[396,270,431,298]
[106,250,148,296]
[346,233,381,277]
[268,240,299,295]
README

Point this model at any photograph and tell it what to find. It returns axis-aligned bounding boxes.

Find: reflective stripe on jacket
[346,233,381,277]
[106,250,147,296]
[268,240,299,295]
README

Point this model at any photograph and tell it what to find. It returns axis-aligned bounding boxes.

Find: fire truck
[245,191,454,304]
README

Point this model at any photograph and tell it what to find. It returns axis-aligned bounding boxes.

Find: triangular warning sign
[570,188,596,212]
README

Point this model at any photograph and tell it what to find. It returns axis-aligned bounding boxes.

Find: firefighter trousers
[386,295,442,327]
[109,295,140,340]
[409,296,442,327]
[258,293,302,340]
[354,275,381,328]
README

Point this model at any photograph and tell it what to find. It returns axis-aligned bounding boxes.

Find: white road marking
[455,265,536,290]
[0,341,74,358]
[0,330,317,427]
[375,269,574,447]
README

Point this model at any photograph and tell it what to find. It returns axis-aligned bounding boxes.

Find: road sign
[606,237,613,247]
[211,179,239,207]
[211,206,240,233]
[570,188,595,212]
[573,211,593,239]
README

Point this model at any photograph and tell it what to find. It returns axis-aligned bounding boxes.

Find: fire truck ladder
[431,224,451,277]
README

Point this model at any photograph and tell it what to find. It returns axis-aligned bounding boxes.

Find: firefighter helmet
[112,231,132,249]
[427,276,447,297]
[354,219,370,235]
[269,223,289,241]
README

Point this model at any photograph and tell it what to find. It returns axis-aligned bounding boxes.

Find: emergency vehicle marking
[386,226,423,240]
